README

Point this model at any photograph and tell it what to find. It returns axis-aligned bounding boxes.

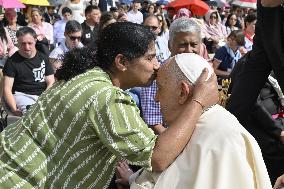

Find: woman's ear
[114,54,127,72]
[178,80,192,104]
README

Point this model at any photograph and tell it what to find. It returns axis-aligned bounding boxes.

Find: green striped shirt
[0,67,157,189]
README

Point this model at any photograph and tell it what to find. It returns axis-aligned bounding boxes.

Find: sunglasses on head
[68,35,81,41]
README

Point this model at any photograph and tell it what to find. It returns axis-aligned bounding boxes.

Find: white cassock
[131,105,272,189]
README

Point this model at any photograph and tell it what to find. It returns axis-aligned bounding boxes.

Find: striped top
[0,67,157,189]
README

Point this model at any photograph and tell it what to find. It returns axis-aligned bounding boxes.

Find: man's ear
[178,80,192,104]
[114,54,127,72]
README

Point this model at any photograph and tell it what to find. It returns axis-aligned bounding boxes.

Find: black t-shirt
[3,51,54,96]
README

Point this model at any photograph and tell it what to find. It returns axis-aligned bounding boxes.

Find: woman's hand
[115,161,134,186]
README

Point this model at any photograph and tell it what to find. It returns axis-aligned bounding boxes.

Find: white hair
[169,17,202,47]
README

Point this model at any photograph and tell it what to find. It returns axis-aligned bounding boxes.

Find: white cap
[174,53,213,84]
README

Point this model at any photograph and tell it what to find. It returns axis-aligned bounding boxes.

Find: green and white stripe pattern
[0,67,157,189]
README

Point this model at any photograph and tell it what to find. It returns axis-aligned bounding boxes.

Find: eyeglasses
[147,25,159,31]
[68,35,81,41]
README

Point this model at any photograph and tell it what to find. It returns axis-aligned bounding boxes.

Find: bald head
[158,57,187,87]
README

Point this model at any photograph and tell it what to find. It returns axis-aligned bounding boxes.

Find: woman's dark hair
[56,22,155,81]
[156,13,168,35]
[244,13,257,28]
[97,22,155,70]
[55,47,97,81]
[225,13,241,28]
[98,12,116,33]
[0,22,7,43]
[147,3,156,13]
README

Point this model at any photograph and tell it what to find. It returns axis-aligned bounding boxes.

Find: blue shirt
[214,45,241,71]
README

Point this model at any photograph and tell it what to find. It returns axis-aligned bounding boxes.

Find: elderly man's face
[170,32,201,56]
[155,59,180,124]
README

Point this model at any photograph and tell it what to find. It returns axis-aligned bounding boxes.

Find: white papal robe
[131,105,272,189]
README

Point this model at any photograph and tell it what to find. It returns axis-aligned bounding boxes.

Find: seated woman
[224,13,241,35]
[203,10,227,53]
[28,8,54,54]
[4,8,22,46]
[212,30,245,80]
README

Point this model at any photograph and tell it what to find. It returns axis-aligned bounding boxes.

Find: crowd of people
[0,0,283,188]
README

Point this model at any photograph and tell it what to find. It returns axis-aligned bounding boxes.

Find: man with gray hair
[140,17,209,134]
[124,53,272,189]
[168,17,209,60]
[49,20,84,72]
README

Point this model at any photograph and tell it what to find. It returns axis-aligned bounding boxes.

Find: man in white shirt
[127,2,143,24]
[53,7,73,47]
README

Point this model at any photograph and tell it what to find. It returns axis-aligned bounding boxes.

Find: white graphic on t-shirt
[33,61,46,82]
